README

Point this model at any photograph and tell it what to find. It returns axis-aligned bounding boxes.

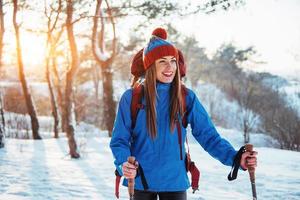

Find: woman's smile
[162,71,174,77]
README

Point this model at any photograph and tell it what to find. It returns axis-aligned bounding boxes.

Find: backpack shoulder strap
[131,83,144,129]
[181,84,188,128]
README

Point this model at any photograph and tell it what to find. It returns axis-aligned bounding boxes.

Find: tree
[51,42,66,133]
[0,91,4,148]
[232,77,259,143]
[44,0,63,138]
[13,0,41,139]
[92,0,116,137]
[182,0,245,15]
[0,0,5,74]
[0,0,5,147]
[65,0,80,158]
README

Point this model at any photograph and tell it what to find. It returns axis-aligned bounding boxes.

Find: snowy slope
[1,128,299,200]
[279,80,300,116]
[261,76,300,117]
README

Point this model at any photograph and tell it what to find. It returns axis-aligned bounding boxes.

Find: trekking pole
[127,156,136,200]
[245,144,257,200]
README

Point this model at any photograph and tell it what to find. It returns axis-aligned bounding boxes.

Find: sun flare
[20,33,46,68]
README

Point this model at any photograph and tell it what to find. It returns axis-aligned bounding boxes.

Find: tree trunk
[92,0,117,136]
[44,0,62,138]
[65,0,79,158]
[243,119,250,144]
[101,68,115,137]
[52,56,66,132]
[13,0,41,140]
[0,0,4,145]
[92,64,102,128]
[44,0,63,138]
[0,91,4,148]
[46,56,60,138]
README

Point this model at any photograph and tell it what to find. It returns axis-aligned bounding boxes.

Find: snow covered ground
[1,127,299,200]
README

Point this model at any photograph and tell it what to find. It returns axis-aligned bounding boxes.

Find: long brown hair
[144,63,183,139]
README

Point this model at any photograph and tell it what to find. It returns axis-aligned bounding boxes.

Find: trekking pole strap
[176,119,183,160]
[228,145,246,181]
[137,165,149,190]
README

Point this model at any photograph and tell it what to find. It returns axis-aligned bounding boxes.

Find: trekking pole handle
[245,144,255,180]
[245,144,257,200]
[127,156,136,199]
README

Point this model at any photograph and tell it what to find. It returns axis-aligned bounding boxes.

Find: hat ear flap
[178,49,186,78]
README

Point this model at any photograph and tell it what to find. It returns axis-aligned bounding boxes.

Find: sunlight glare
[20,33,46,69]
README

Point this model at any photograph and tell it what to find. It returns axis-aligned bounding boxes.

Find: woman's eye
[171,60,176,63]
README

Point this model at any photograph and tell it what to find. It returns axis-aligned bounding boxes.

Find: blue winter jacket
[110,82,237,192]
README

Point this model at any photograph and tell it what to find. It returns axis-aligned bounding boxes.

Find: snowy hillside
[279,80,300,116]
[1,127,299,200]
[260,75,300,116]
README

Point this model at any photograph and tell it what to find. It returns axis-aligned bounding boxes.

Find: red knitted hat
[131,48,186,78]
[143,28,178,70]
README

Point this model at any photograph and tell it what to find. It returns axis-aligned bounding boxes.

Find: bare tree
[0,91,4,148]
[51,46,66,133]
[92,0,116,137]
[13,0,41,139]
[232,78,259,143]
[65,0,80,158]
[0,1,5,146]
[44,0,63,138]
[269,90,300,150]
[0,0,4,74]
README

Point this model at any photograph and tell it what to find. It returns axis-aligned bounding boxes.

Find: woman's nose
[165,61,173,68]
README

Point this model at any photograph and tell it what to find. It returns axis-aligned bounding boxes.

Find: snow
[1,126,300,200]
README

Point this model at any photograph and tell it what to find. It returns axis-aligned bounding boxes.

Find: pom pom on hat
[143,27,178,70]
[152,27,167,40]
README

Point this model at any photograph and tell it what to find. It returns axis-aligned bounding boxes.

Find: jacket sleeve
[110,89,133,175]
[186,89,237,166]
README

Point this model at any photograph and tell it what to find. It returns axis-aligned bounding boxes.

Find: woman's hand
[240,150,258,170]
[122,161,138,179]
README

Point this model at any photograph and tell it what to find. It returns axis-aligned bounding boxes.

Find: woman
[110,28,257,200]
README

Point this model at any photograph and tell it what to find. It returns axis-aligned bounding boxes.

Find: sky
[3,0,300,80]
[174,0,300,78]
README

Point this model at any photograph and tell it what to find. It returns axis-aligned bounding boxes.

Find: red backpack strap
[131,83,144,129]
[115,169,122,199]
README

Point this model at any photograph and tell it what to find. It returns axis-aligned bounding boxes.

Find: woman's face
[155,56,177,83]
